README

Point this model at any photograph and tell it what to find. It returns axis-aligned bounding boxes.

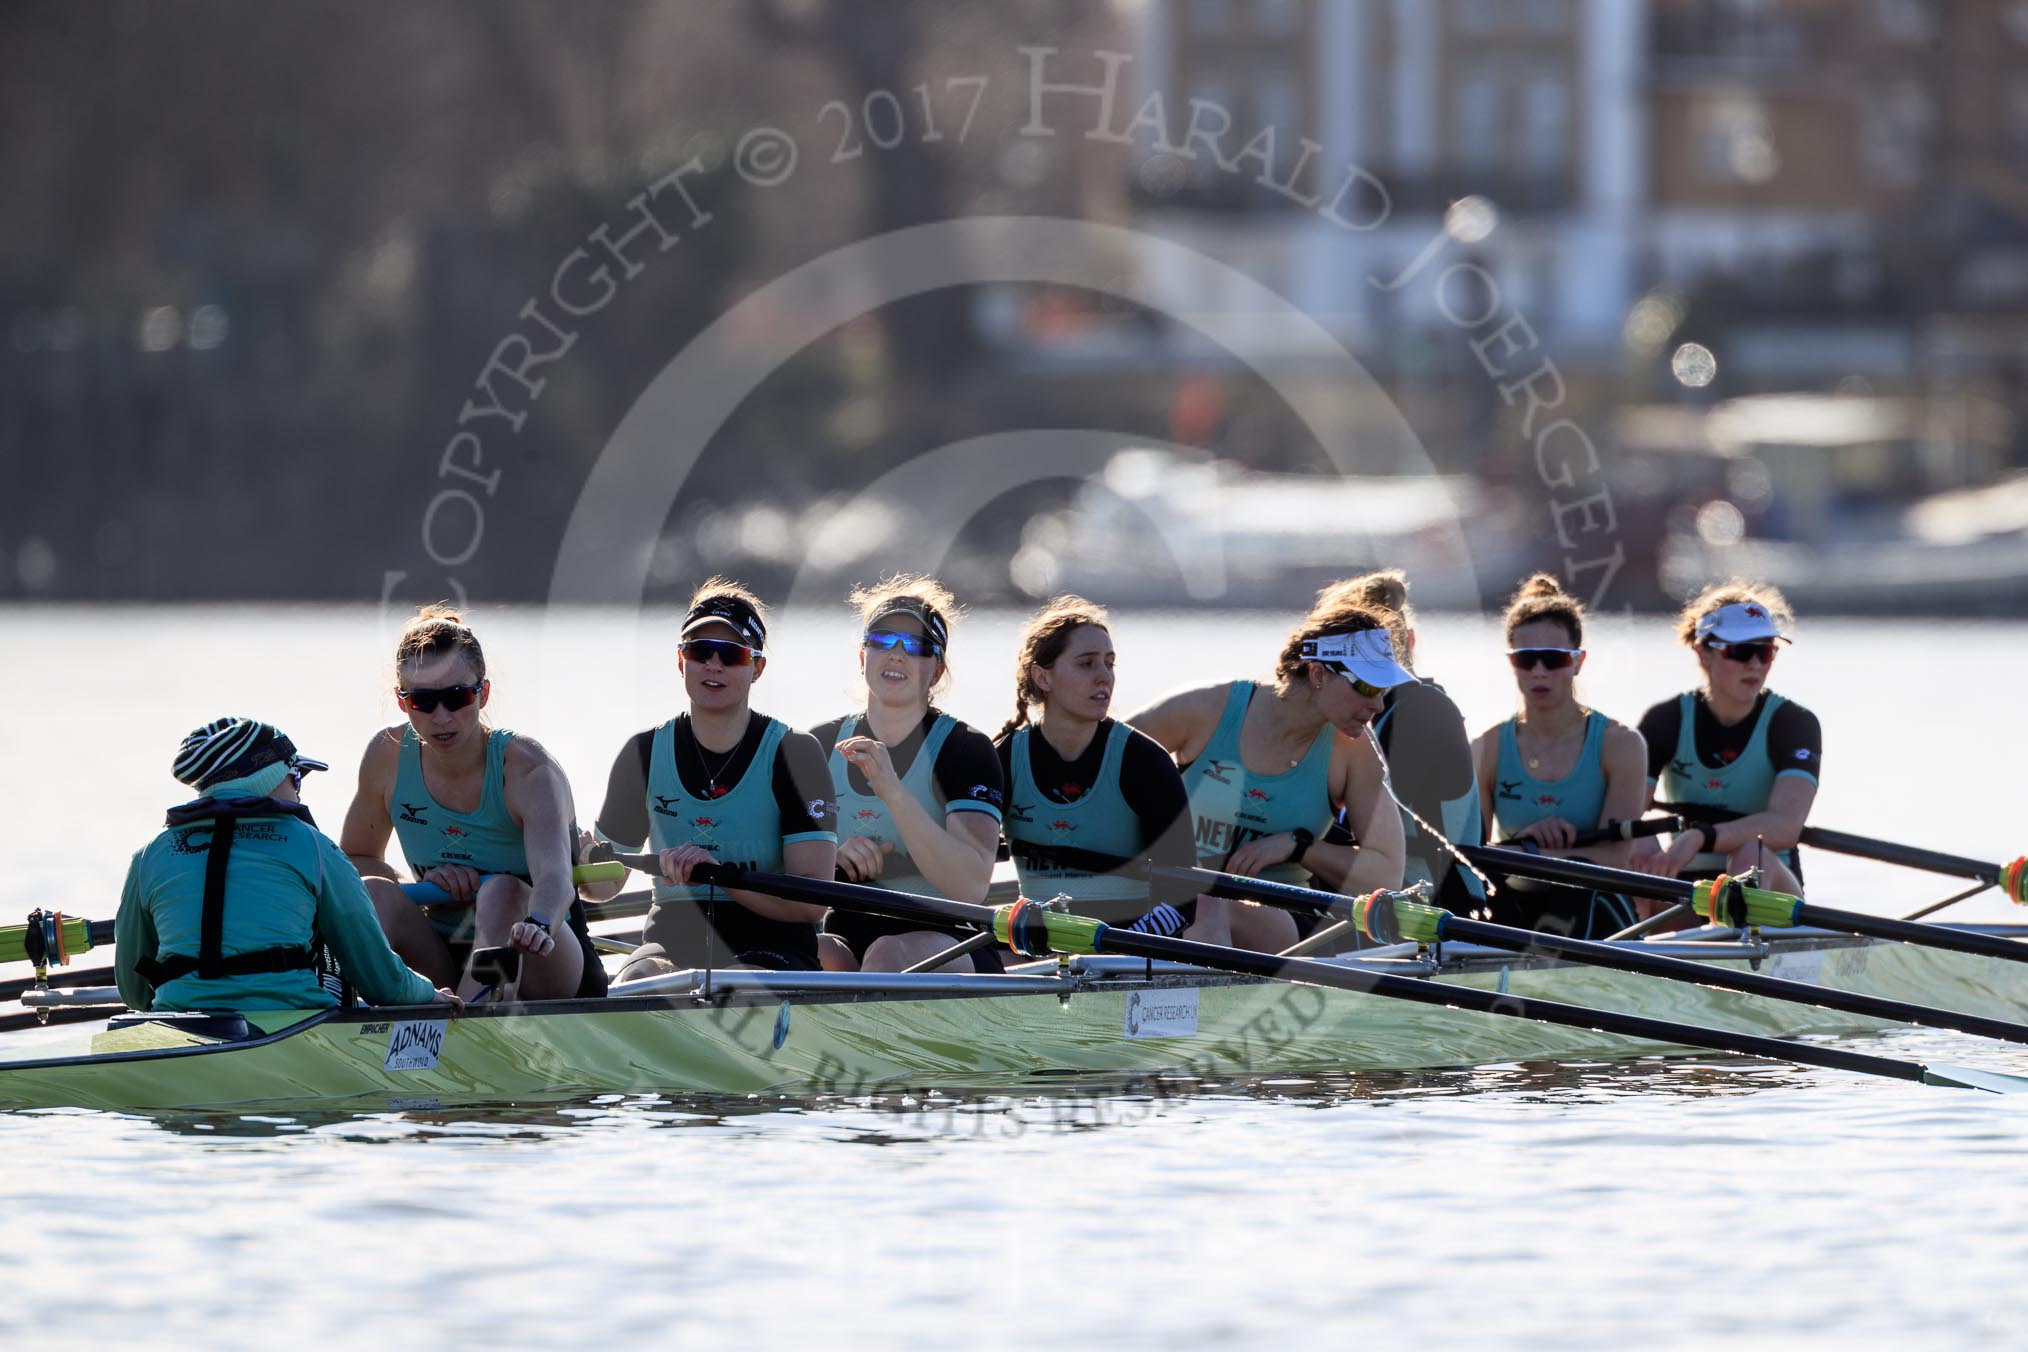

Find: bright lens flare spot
[1671,342,1718,388]
[1445,196,1498,244]
[1695,499,1746,546]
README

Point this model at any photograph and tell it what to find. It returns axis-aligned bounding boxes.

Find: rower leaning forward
[1128,591,1410,952]
[117,717,458,1014]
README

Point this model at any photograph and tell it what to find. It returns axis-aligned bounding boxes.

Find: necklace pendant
[1527,756,1541,769]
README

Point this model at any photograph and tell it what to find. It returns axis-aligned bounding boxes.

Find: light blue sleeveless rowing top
[1004,722,1148,903]
[646,715,795,901]
[1179,680,1334,887]
[828,712,957,896]
[391,727,529,878]
[1658,691,1796,873]
[1493,711,1610,839]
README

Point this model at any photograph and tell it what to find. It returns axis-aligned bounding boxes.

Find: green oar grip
[1690,875,1803,928]
[0,912,98,968]
[1353,890,1449,946]
[991,898,1108,958]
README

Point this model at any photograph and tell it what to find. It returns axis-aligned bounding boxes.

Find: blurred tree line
[0,0,1145,601]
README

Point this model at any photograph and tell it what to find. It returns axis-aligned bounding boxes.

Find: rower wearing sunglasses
[595,580,839,976]
[117,717,459,1015]
[808,577,1005,973]
[1469,573,1649,936]
[1128,593,1409,953]
[1629,582,1818,895]
[993,597,1201,945]
[1302,571,1488,925]
[340,607,612,1002]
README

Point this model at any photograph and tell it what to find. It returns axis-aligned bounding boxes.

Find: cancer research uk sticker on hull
[385,1019,448,1071]
[1124,988,1199,1040]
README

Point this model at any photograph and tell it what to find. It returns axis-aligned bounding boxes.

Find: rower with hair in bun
[1470,573,1650,937]
[1631,581,1819,895]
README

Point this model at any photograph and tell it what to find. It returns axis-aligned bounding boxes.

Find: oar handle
[1655,802,2027,899]
[402,859,626,906]
[1497,816,1681,851]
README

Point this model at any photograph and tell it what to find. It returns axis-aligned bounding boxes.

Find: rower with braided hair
[992,597,1200,944]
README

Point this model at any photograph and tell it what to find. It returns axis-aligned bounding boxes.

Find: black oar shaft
[1466,844,2028,968]
[1656,805,2008,884]
[1439,915,2028,1049]
[689,864,1940,1088]
[1155,861,2028,1048]
[1798,826,1999,883]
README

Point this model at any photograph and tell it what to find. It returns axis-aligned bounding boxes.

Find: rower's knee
[365,877,418,930]
[864,932,973,974]
[473,874,531,924]
[817,934,860,972]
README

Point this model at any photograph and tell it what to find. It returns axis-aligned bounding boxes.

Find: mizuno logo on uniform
[398,802,430,825]
[1497,780,1522,801]
[652,795,682,817]
[1201,760,1234,785]
[1669,760,1693,779]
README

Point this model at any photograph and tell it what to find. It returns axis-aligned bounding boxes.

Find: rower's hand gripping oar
[629,858,2028,1096]
[1656,802,2028,909]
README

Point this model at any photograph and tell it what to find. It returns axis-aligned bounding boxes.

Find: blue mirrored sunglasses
[864,629,940,658]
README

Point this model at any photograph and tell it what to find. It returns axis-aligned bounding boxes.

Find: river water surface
[3,606,2026,1349]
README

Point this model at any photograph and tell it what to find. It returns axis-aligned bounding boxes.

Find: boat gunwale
[6,924,2011,1080]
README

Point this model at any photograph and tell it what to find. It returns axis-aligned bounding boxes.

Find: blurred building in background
[3,0,2026,610]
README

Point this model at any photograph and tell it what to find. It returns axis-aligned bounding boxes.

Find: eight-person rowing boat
[6,571,2028,1113]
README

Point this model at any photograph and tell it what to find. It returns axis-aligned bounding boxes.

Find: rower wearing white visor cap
[1127,593,1410,953]
[1632,582,1820,897]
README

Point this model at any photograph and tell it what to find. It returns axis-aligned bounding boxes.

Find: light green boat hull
[3,931,2025,1113]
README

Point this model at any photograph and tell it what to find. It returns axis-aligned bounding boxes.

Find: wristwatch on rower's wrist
[522,914,552,935]
[1289,827,1316,867]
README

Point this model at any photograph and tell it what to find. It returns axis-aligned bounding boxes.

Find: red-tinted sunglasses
[680,638,757,667]
[398,683,483,714]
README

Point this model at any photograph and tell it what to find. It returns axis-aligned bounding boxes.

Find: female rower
[994,597,1200,942]
[118,717,458,1014]
[1305,570,1487,917]
[1127,593,1409,952]
[1630,581,1818,894]
[340,607,611,1002]
[1470,573,1649,936]
[809,577,1004,973]
[595,580,839,977]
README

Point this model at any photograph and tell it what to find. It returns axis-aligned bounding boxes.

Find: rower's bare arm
[1469,727,1500,836]
[502,741,579,926]
[1305,737,1404,893]
[1122,684,1228,764]
[339,729,403,881]
[726,838,835,923]
[880,788,998,903]
[1717,773,1817,855]
[1573,722,1648,869]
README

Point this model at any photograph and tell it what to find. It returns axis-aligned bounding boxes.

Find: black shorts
[821,909,1006,974]
[624,940,823,973]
